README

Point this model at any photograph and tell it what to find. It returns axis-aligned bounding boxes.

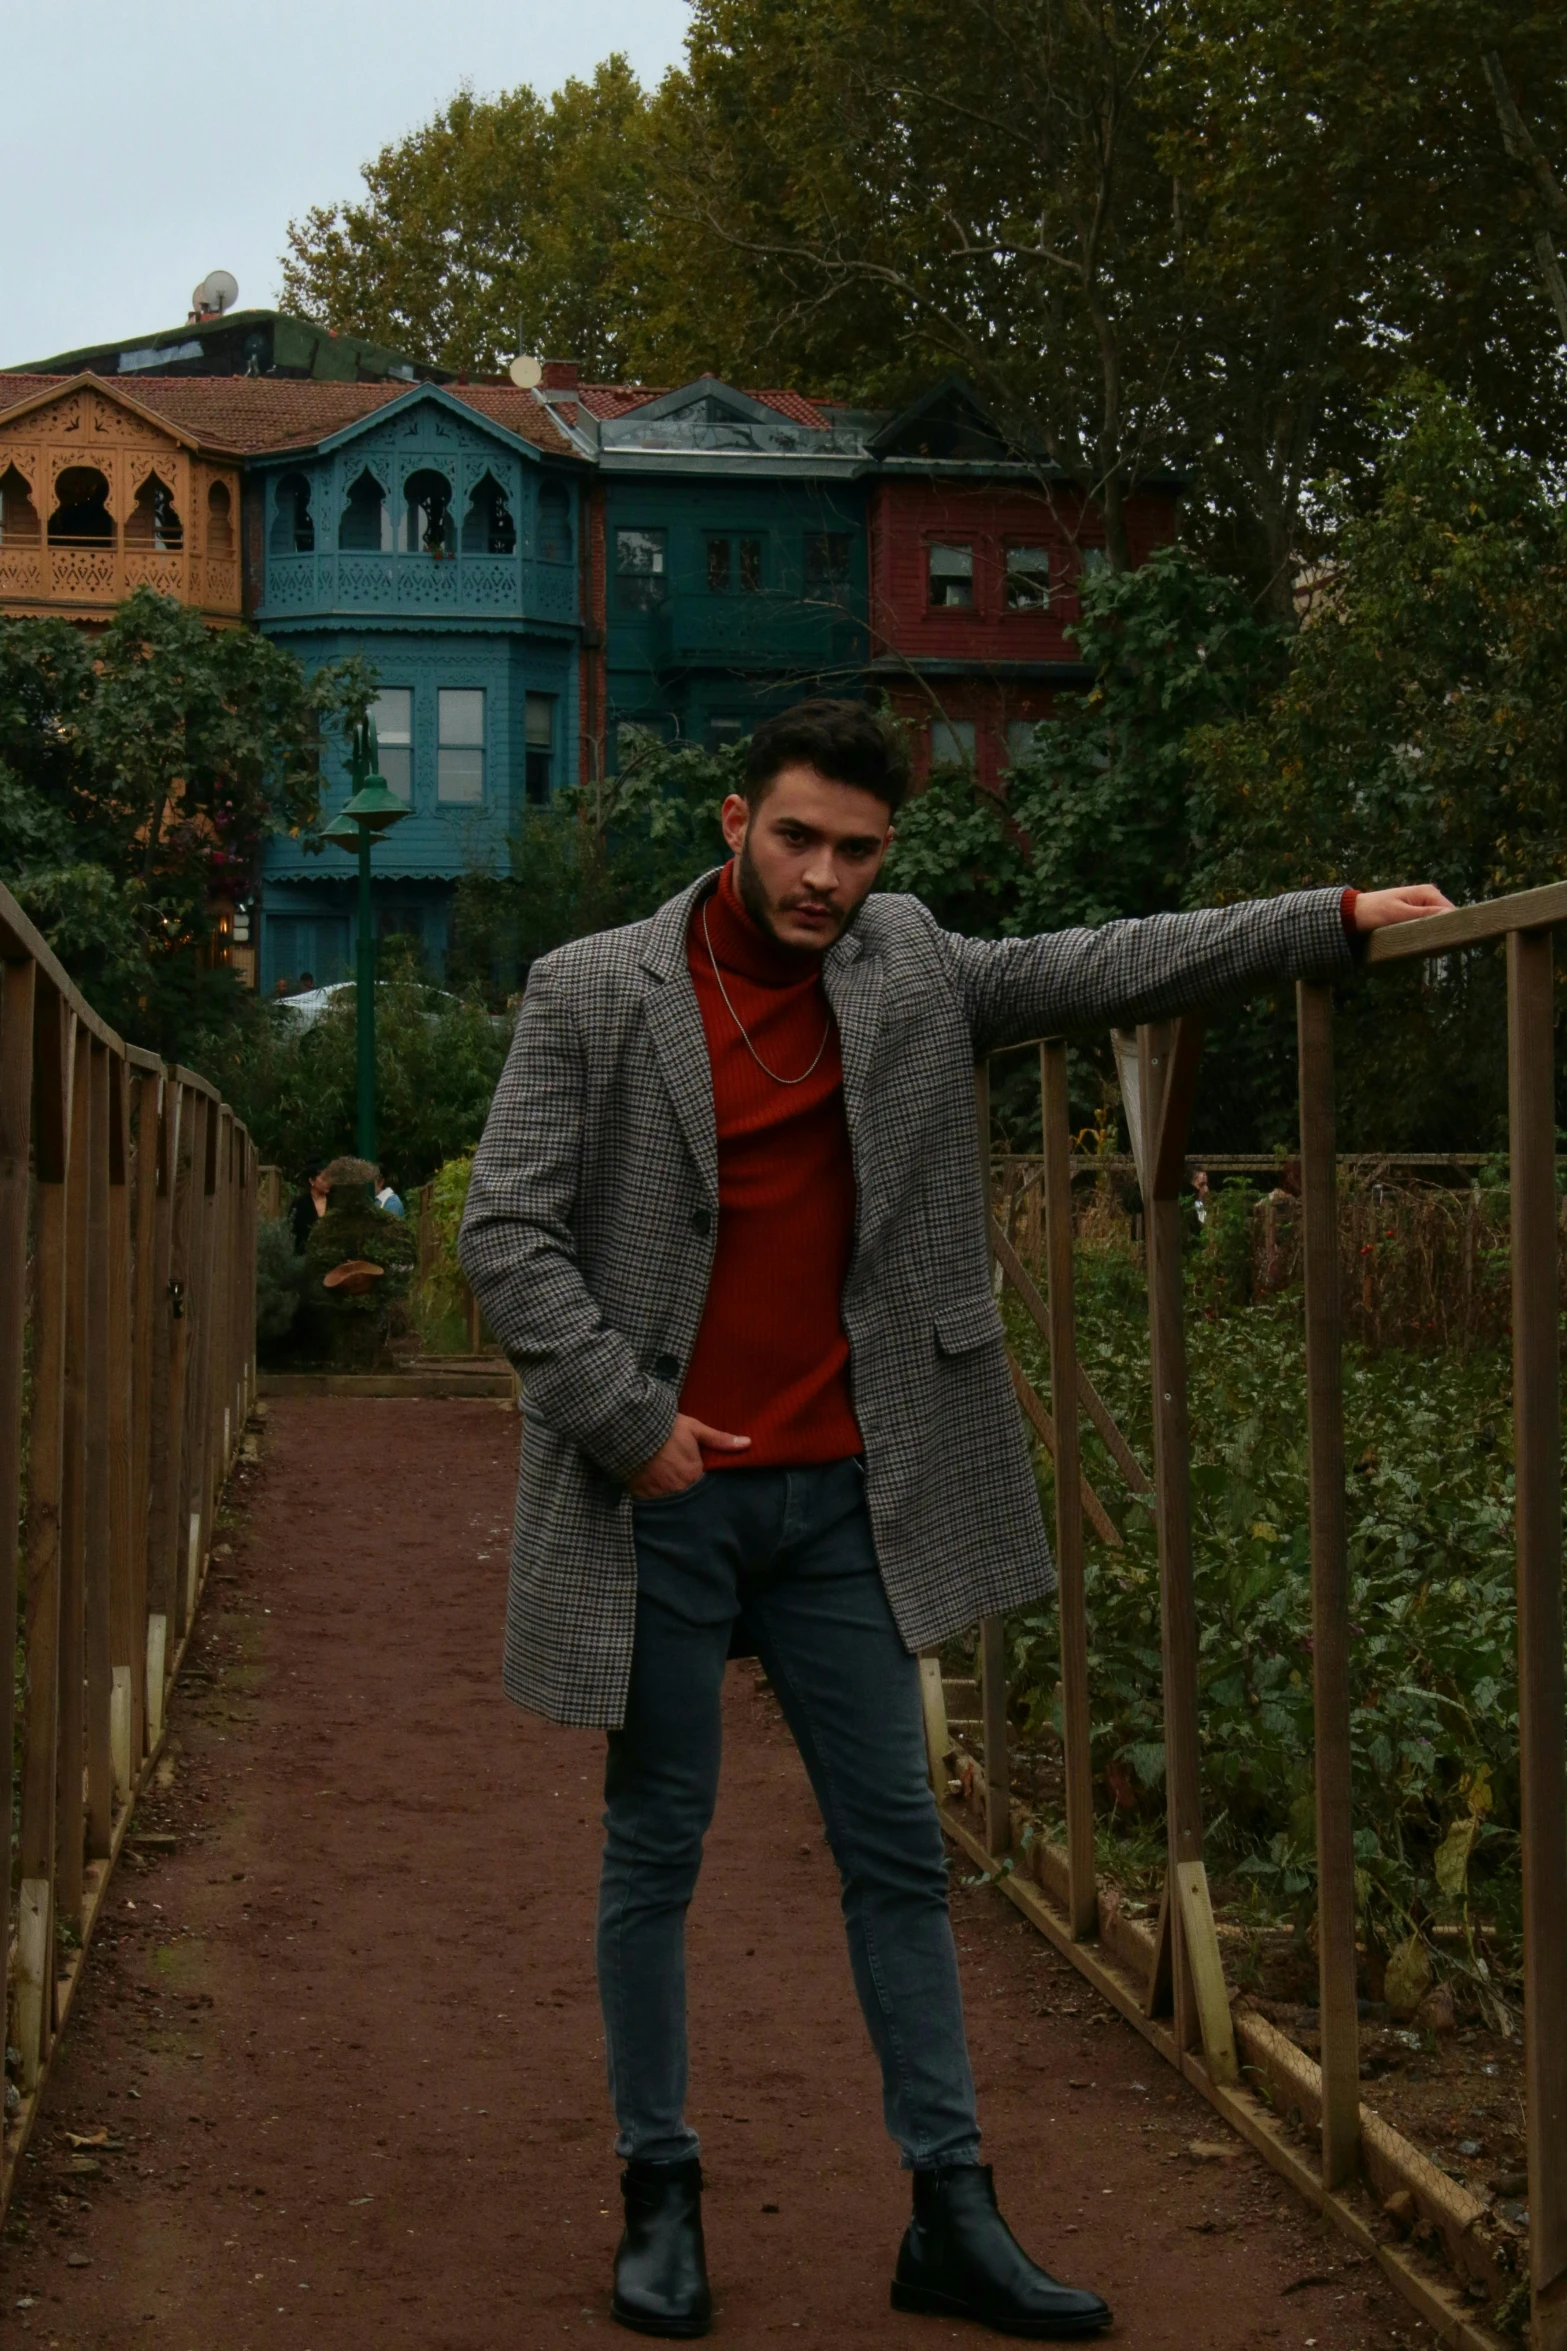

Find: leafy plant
[999,1211,1526,2009]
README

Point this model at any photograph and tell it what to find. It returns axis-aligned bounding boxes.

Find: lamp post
[322,715,410,1164]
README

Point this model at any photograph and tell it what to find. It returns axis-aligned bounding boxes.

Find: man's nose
[801,847,839,893]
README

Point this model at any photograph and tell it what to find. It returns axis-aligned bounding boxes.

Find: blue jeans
[597,1458,982,2170]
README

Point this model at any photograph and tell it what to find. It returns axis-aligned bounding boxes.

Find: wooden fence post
[146,1077,191,1736]
[84,1040,115,1862]
[55,1023,92,1935]
[973,1061,1011,1856]
[18,990,73,2085]
[1041,1038,1096,1940]
[1297,981,1360,2188]
[1138,1017,1236,2084]
[1507,926,1567,2351]
[107,1055,136,1806]
[0,954,37,2064]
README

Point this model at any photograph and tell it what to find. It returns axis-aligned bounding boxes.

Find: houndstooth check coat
[459,871,1351,1728]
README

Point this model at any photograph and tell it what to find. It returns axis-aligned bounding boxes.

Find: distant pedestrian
[289,1160,330,1253]
[375,1170,405,1218]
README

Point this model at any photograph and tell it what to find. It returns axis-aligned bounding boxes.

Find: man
[374,1169,405,1218]
[459,700,1449,2340]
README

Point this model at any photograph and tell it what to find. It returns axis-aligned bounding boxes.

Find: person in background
[1192,1167,1211,1226]
[272,975,293,1002]
[375,1169,405,1218]
[289,1160,330,1253]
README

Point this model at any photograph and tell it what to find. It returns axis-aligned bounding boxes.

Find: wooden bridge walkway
[4,1399,1424,2349]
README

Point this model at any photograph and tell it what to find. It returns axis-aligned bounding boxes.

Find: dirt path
[3,1400,1433,2349]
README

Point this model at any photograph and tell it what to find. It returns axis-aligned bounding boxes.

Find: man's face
[720,764,894,953]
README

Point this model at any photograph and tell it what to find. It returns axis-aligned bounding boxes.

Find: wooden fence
[0,880,257,2203]
[935,880,1567,2351]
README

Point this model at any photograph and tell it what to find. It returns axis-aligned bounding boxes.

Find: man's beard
[735,837,865,954]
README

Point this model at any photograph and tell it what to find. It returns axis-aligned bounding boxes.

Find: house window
[0,466,41,546]
[524,693,555,805]
[339,469,391,553]
[126,472,183,551]
[206,479,234,557]
[1004,545,1051,611]
[616,527,667,611]
[1080,546,1109,579]
[539,480,573,564]
[462,473,516,556]
[704,535,762,593]
[48,467,113,546]
[373,689,414,802]
[928,543,973,608]
[271,471,314,554]
[705,715,745,754]
[930,719,976,769]
[437,689,485,803]
[402,469,453,557]
[804,532,851,592]
[1006,719,1045,767]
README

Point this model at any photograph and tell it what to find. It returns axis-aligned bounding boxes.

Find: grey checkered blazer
[459,871,1350,1727]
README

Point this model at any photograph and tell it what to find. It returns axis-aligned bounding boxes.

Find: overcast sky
[0,0,692,367]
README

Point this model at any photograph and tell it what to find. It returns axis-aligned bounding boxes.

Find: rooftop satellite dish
[192,269,239,318]
[509,354,544,389]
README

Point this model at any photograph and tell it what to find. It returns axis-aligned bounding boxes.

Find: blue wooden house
[245,382,583,991]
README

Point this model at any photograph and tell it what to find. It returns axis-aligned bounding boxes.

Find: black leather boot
[892,2163,1111,2338]
[611,2157,712,2338]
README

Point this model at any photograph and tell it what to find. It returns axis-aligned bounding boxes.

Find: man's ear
[719,793,749,854]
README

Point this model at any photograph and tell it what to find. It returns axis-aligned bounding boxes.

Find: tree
[1191,378,1567,1148]
[0,589,372,1062]
[450,734,737,997]
[280,58,654,377]
[641,0,1187,569]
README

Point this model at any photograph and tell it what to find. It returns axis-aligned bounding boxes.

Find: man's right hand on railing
[1350,884,1455,932]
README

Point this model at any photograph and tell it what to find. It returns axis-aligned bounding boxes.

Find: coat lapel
[824,923,891,1253]
[640,872,721,1205]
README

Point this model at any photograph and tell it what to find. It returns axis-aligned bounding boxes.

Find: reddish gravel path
[2,1401,1433,2348]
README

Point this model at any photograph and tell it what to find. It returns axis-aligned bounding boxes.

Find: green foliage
[255,1217,307,1347]
[1004,1225,1524,1993]
[452,735,736,991]
[412,1151,476,1344]
[1191,378,1567,1148]
[0,590,373,1064]
[300,1190,419,1371]
[884,547,1283,938]
[220,961,512,1195]
[281,58,653,378]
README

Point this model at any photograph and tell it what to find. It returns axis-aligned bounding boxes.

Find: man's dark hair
[743,697,909,815]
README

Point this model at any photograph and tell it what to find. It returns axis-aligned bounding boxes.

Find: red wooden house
[858,382,1179,792]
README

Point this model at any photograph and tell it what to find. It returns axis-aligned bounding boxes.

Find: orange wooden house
[0,373,244,628]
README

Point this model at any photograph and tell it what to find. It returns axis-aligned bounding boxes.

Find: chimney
[541,360,580,390]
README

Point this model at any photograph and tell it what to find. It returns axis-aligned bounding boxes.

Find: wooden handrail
[0,875,256,2218]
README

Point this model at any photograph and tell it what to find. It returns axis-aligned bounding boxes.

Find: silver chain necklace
[701,900,832,1087]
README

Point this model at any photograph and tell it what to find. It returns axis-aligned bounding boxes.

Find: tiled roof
[0,372,575,458]
[575,383,833,428]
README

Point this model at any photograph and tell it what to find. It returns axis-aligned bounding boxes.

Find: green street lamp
[322,715,410,1164]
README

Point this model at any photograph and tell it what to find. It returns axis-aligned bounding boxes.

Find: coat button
[690,1206,711,1237]
[653,1353,681,1381]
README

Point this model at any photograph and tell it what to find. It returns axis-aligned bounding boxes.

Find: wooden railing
[942,881,1567,2351]
[0,879,257,2201]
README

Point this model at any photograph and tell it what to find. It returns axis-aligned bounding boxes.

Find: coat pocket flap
[933,1298,1004,1356]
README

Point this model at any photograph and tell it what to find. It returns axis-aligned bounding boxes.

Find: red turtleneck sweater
[680,861,863,1468]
